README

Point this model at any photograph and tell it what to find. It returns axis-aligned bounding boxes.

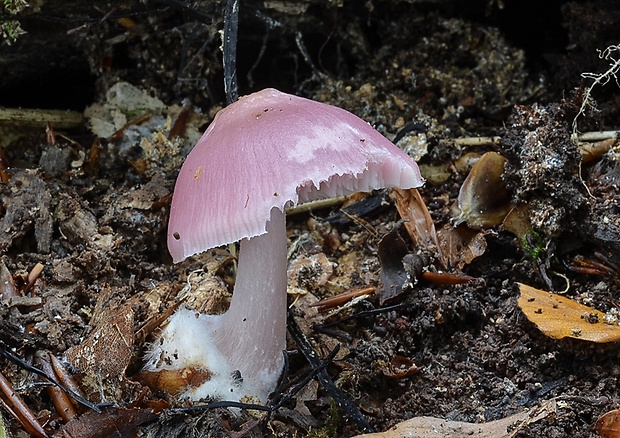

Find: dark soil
[0,1,619,437]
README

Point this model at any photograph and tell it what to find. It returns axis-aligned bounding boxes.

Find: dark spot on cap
[173,232,181,240]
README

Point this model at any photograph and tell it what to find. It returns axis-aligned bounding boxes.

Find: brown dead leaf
[437,224,487,270]
[517,283,620,342]
[294,379,319,416]
[119,173,170,210]
[501,203,532,241]
[353,400,557,437]
[58,406,158,438]
[65,287,135,401]
[382,355,420,379]
[391,188,444,265]
[352,411,530,438]
[377,229,410,305]
[579,137,616,164]
[453,151,512,229]
[595,409,620,438]
[65,301,134,377]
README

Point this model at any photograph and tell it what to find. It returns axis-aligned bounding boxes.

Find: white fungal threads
[144,308,252,401]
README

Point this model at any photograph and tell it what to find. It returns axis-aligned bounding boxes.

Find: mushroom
[143,88,424,403]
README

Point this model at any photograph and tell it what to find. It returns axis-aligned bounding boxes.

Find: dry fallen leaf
[579,137,616,164]
[65,302,135,378]
[352,411,529,438]
[382,355,420,379]
[501,203,532,241]
[353,400,557,438]
[377,229,410,305]
[437,223,487,270]
[453,151,512,229]
[65,287,136,401]
[58,406,159,438]
[517,283,620,342]
[595,409,620,438]
[391,188,444,264]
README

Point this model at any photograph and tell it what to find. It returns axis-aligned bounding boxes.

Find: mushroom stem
[213,207,287,400]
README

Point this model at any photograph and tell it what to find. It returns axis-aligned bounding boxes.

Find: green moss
[522,229,545,262]
[306,400,339,438]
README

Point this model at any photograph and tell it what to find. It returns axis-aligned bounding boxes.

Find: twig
[0,108,83,129]
[577,130,620,141]
[223,0,239,104]
[36,351,78,422]
[23,263,44,295]
[453,136,501,146]
[0,344,100,413]
[450,131,618,146]
[0,371,48,437]
[286,196,347,216]
[271,345,340,411]
[393,122,428,144]
[287,311,373,432]
[261,346,339,432]
[314,302,410,331]
[170,400,272,414]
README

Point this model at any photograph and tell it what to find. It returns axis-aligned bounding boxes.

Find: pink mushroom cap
[168,88,423,262]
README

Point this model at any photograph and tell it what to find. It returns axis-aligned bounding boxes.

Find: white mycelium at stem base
[144,88,424,403]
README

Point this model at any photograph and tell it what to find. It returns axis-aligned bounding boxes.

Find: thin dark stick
[268,350,290,409]
[0,345,101,413]
[393,122,428,144]
[271,345,339,410]
[171,400,271,414]
[223,0,239,104]
[314,302,410,331]
[287,311,373,432]
[259,351,289,432]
